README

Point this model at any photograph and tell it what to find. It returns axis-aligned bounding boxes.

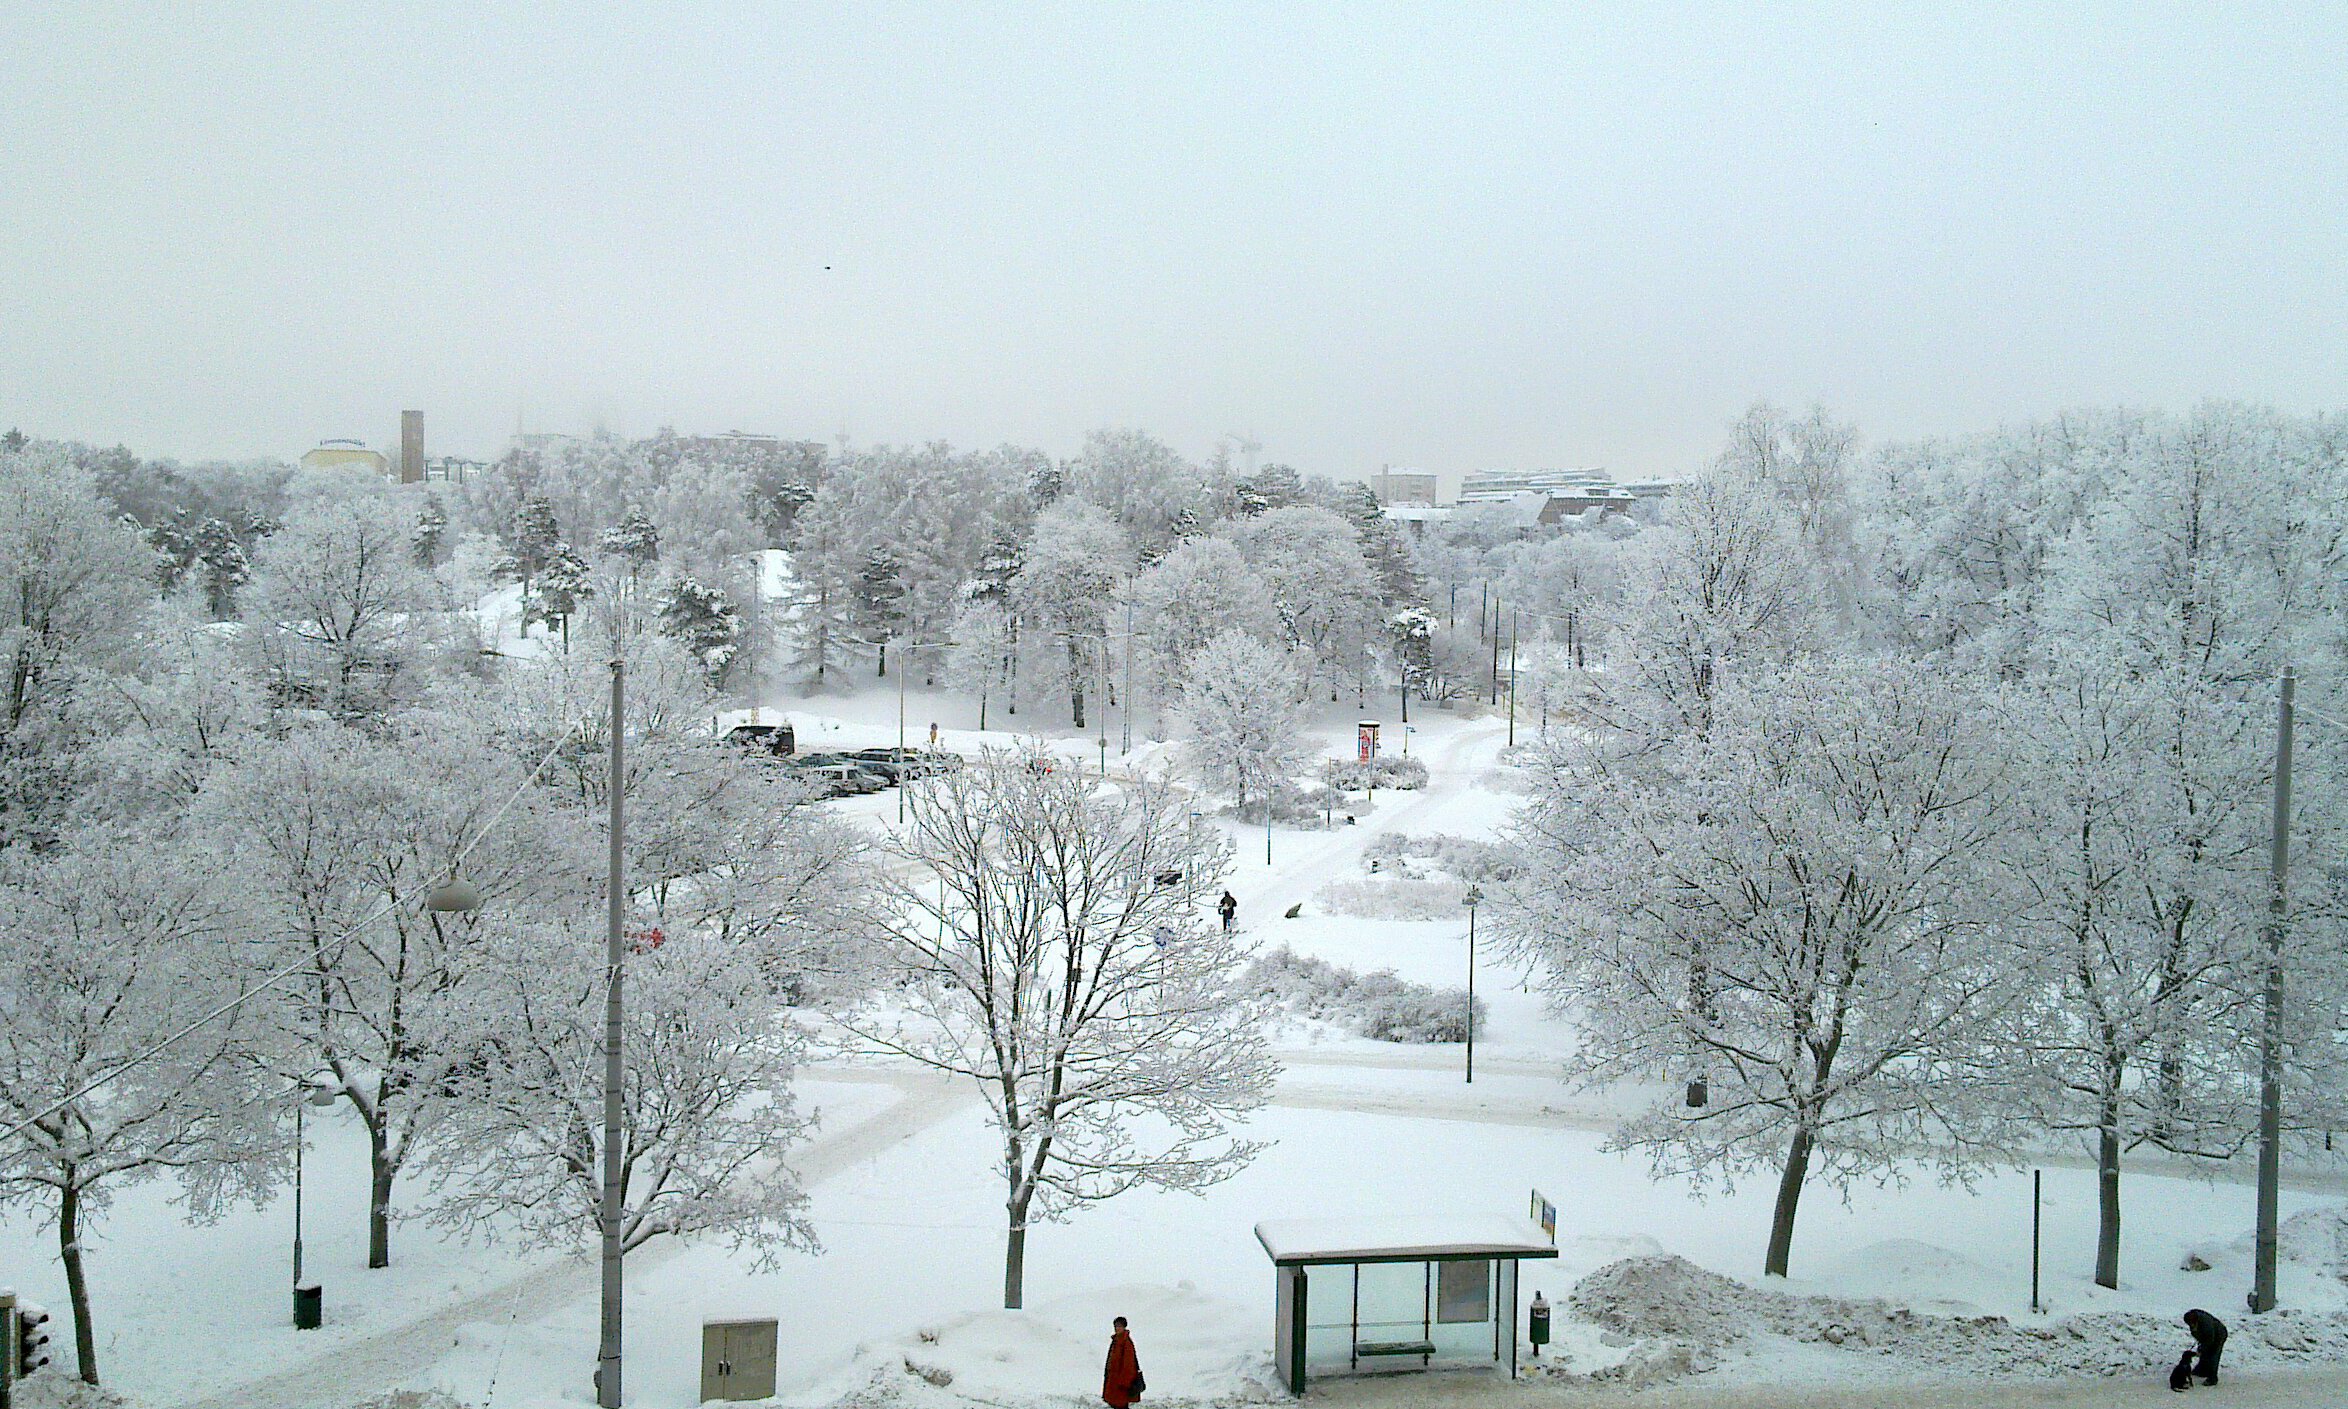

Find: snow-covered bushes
[1361,831,1517,885]
[1243,945,1484,1043]
[1320,755,1428,791]
[1315,875,1465,920]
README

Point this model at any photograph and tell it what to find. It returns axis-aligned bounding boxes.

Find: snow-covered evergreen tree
[659,576,742,684]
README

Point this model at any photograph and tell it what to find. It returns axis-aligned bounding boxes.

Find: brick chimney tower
[400,410,424,484]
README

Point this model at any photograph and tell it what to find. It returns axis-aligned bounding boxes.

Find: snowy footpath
[11,689,2348,1408]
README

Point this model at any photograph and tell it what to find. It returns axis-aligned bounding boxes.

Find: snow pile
[1243,945,1484,1043]
[788,1281,1282,1408]
[10,1378,137,1409]
[1566,1253,2348,1382]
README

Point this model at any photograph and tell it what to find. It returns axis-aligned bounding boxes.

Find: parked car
[847,746,961,781]
[798,762,887,798]
[723,722,796,758]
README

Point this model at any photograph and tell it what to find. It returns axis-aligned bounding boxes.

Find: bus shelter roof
[1254,1215,1559,1267]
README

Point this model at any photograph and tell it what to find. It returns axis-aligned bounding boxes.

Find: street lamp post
[598,657,626,1408]
[1507,609,1519,748]
[289,1080,336,1328]
[1463,885,1483,1084]
[2253,666,2297,1315]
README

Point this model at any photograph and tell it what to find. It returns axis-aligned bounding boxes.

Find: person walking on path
[1218,891,1237,933]
[1102,1316,1144,1406]
[2182,1308,2227,1385]
[927,721,940,749]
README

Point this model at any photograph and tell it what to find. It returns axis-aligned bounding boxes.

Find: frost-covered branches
[423,928,816,1262]
[0,830,278,1384]
[854,755,1276,1307]
[1500,659,2023,1277]
[1178,630,1311,811]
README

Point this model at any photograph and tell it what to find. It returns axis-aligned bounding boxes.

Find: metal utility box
[701,1318,778,1402]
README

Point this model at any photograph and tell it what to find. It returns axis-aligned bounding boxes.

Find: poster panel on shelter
[1435,1260,1489,1323]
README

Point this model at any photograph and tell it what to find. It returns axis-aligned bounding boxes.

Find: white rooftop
[1254,1215,1559,1264]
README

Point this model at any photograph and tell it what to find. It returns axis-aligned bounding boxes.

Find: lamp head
[425,877,483,913]
[1463,885,1484,909]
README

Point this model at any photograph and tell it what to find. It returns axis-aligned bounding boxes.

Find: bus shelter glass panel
[1302,1270,1353,1373]
[1355,1260,1429,1354]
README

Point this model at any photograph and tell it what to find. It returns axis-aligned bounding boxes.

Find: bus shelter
[1254,1215,1558,1395]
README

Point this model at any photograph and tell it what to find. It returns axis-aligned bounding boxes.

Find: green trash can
[294,1282,323,1330]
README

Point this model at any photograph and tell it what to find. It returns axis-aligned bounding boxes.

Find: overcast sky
[2,4,2341,480]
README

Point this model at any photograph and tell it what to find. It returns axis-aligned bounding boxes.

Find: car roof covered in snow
[1254,1216,1559,1265]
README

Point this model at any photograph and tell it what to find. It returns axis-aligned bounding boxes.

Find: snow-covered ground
[11,681,2348,1408]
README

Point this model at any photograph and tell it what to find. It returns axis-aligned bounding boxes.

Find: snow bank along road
[178,1067,972,1409]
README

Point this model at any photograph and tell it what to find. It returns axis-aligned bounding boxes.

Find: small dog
[2169,1349,2198,1392]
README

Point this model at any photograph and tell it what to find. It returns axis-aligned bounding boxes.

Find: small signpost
[1529,1190,1556,1244]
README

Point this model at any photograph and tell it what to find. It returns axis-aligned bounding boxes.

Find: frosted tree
[1501,531,1619,670]
[83,600,267,813]
[1499,659,2023,1277]
[946,599,1015,730]
[1605,466,1811,744]
[1179,630,1311,811]
[1225,506,1380,700]
[1998,651,2262,1289]
[852,756,1275,1308]
[1010,499,1132,727]
[0,448,154,841]
[422,926,818,1261]
[196,722,575,1267]
[854,548,909,675]
[597,505,661,581]
[0,831,278,1385]
[1128,537,1274,731]
[658,576,742,685]
[534,542,593,649]
[243,495,443,715]
[1067,428,1207,550]
[499,494,564,617]
[412,495,448,568]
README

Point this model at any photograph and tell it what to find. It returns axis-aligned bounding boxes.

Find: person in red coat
[1102,1316,1143,1406]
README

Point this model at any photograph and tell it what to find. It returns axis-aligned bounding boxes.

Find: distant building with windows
[1369,468,1440,505]
[1454,467,1616,505]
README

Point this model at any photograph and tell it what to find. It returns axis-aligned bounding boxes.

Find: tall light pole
[289,1080,336,1328]
[1463,885,1482,1084]
[1506,609,1519,748]
[598,657,626,1407]
[1121,591,1135,756]
[2252,665,2296,1315]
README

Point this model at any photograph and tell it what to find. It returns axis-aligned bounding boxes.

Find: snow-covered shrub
[1361,831,1518,885]
[1315,875,1466,920]
[1321,755,1429,791]
[1243,945,1483,1043]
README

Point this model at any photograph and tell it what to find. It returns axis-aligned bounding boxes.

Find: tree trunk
[1763,1125,1814,1278]
[368,1138,396,1269]
[978,687,988,732]
[1003,1221,1027,1310]
[2096,1097,2123,1290]
[61,1181,99,1385]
